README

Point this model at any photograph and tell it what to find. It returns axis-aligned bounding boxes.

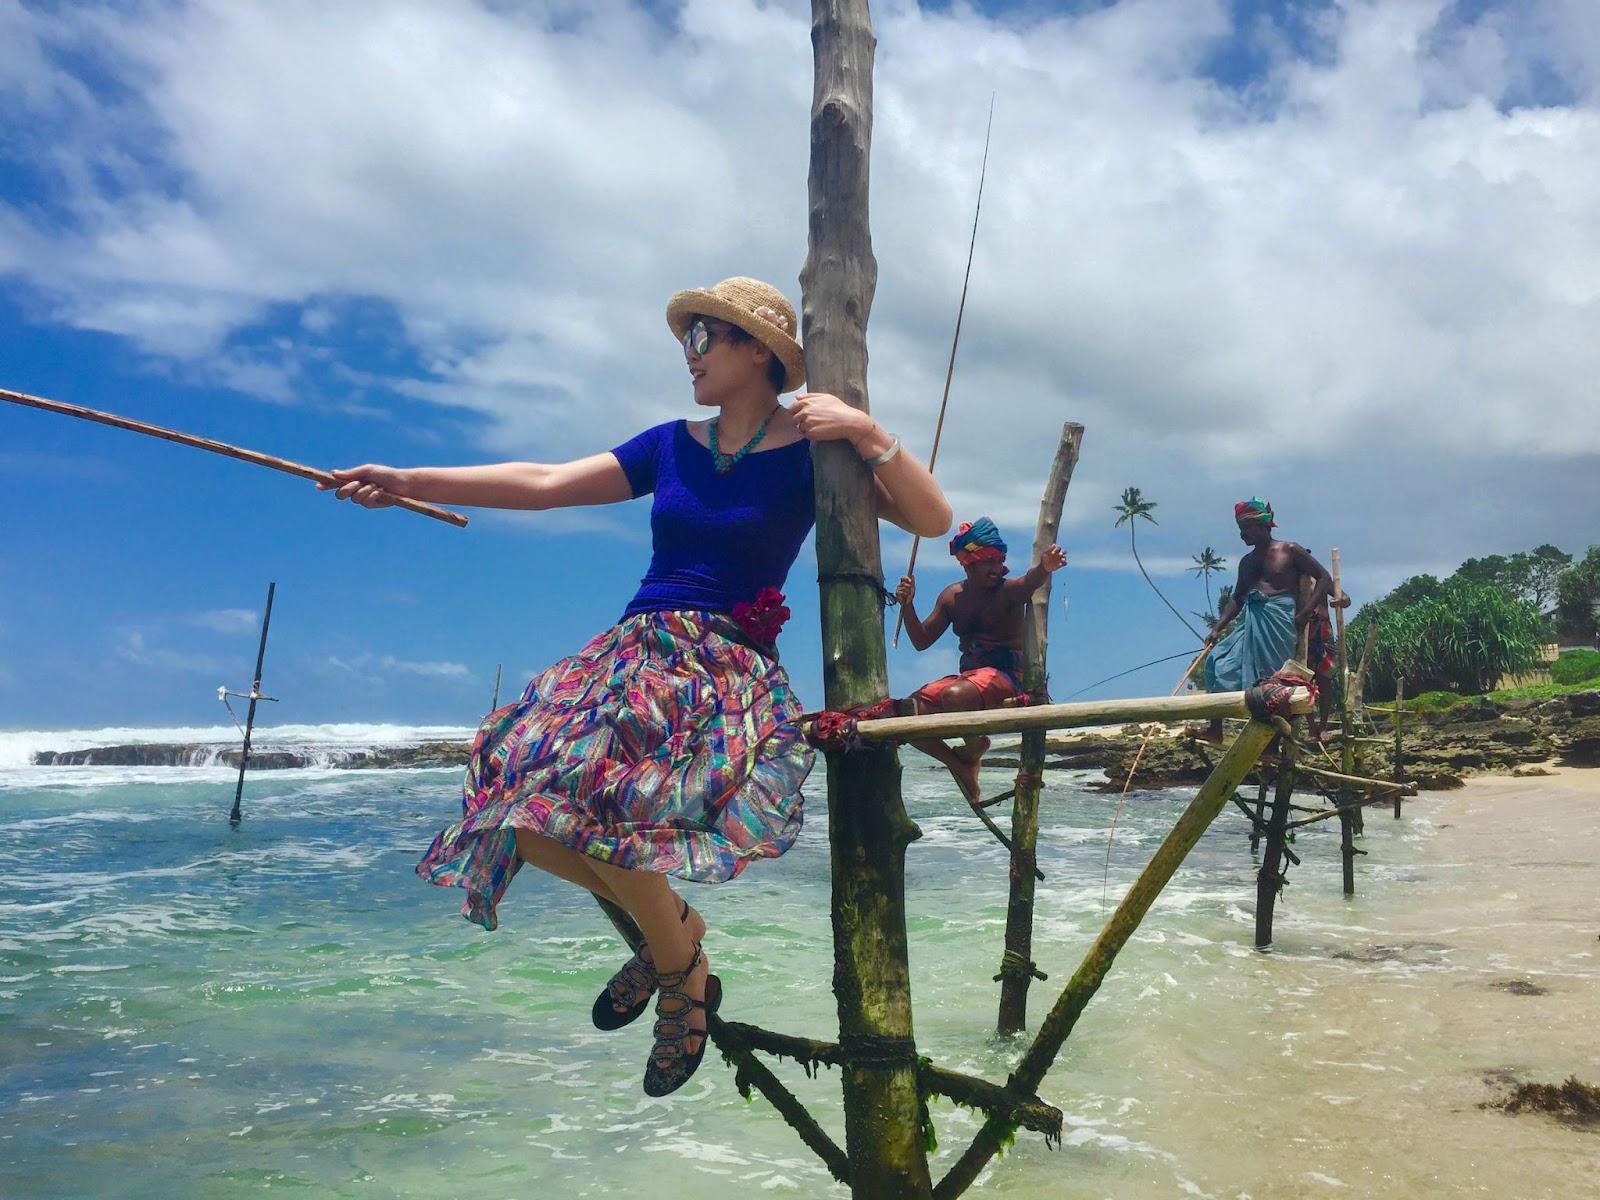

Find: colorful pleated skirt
[416,609,814,930]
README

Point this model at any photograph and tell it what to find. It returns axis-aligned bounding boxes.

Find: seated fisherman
[893,517,1067,802]
[1199,497,1334,741]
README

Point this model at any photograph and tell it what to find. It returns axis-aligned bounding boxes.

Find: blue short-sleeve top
[609,420,816,619]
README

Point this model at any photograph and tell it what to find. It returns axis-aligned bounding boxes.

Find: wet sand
[1160,768,1600,1198]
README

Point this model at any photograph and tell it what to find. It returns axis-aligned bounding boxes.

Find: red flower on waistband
[731,586,791,646]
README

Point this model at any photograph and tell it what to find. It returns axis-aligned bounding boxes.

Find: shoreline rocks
[28,692,1598,792]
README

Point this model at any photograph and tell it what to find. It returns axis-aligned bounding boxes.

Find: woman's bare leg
[514,829,622,903]
[515,830,707,941]
[585,859,710,1066]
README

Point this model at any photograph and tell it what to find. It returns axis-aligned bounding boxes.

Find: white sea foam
[0,722,478,769]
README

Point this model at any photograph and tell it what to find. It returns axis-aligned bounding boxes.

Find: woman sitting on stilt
[324,277,950,1096]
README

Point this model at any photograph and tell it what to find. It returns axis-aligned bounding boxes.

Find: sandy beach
[1133,767,1600,1199]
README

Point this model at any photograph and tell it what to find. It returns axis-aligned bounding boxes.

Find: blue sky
[3,0,1598,729]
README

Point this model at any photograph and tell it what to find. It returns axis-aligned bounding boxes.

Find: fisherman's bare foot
[1187,724,1225,745]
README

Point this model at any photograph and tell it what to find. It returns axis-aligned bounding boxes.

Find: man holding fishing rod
[893,518,1066,802]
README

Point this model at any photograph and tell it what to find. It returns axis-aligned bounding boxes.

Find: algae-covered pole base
[804,2,932,1195]
[934,718,1280,1199]
[998,421,1082,1036]
[1254,722,1299,948]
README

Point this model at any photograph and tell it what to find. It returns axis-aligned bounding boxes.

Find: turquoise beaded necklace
[707,406,780,474]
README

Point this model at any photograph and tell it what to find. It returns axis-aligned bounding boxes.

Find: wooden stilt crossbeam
[933,718,1282,1198]
[1285,793,1401,831]
[1294,762,1412,794]
[714,1022,1064,1139]
[843,687,1313,744]
[967,800,1044,880]
[593,899,851,1182]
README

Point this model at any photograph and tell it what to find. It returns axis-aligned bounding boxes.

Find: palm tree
[1190,546,1227,625]
[1113,487,1203,639]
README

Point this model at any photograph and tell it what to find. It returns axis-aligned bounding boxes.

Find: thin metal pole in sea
[220,581,278,825]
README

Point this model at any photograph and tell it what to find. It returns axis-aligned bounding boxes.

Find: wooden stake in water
[229,582,276,826]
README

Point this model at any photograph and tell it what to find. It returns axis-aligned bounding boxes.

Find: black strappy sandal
[642,943,721,1098]
[591,896,692,1032]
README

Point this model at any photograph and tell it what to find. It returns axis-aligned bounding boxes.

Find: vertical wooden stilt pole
[1249,777,1267,853]
[1333,551,1356,896]
[491,663,502,711]
[229,582,276,827]
[805,4,930,1195]
[1254,726,1297,949]
[1392,679,1405,818]
[997,423,1082,1036]
[936,718,1284,1199]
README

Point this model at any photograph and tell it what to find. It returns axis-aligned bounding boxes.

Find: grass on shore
[1394,673,1600,716]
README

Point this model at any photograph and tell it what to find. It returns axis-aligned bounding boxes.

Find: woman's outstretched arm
[320,453,634,512]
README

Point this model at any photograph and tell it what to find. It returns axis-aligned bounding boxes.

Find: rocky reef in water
[31,741,472,770]
[29,692,1599,791]
[982,690,1600,792]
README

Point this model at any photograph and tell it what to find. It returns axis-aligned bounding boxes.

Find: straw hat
[666,277,806,393]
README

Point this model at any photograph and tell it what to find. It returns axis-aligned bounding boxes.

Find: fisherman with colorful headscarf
[1197,497,1337,741]
[892,517,1067,802]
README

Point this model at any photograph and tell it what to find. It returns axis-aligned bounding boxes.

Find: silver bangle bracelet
[864,435,901,467]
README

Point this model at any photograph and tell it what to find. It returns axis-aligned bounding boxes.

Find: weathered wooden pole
[1392,678,1405,818]
[229,581,276,826]
[935,717,1284,1199]
[1333,551,1357,895]
[996,422,1082,1035]
[1253,724,1297,948]
[803,3,931,1195]
[1249,777,1268,853]
[491,663,502,711]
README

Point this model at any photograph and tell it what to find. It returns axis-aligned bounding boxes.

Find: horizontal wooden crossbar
[715,1021,1063,1139]
[848,688,1313,743]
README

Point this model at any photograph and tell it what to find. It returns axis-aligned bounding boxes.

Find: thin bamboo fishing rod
[892,95,994,648]
[1063,648,1198,700]
[1,387,469,528]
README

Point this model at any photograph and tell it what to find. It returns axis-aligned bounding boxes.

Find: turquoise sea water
[1,732,1591,1198]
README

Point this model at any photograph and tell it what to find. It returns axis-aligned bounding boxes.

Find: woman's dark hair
[717,320,788,392]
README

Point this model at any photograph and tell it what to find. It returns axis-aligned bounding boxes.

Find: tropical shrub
[1551,648,1600,686]
[1555,546,1600,642]
[1348,578,1544,699]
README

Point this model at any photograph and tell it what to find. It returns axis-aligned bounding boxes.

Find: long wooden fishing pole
[1,387,469,528]
[892,95,994,647]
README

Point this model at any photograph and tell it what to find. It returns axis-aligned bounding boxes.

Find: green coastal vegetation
[1347,543,1600,704]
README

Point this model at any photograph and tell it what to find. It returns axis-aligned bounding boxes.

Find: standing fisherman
[1198,498,1334,741]
[324,278,951,1096]
[893,518,1066,801]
